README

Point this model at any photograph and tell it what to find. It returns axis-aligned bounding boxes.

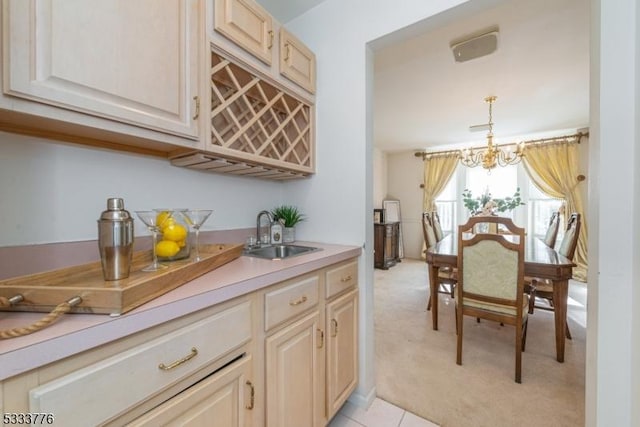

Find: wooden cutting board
[0,243,244,315]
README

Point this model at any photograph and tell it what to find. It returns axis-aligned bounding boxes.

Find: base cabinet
[0,258,359,427]
[128,354,254,427]
[265,310,324,427]
[326,289,358,420]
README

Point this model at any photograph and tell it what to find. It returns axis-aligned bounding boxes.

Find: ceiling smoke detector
[450,27,499,63]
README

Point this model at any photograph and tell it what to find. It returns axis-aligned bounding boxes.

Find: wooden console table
[374,222,400,269]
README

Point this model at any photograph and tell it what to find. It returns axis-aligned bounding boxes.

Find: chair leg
[522,319,528,352]
[427,296,432,311]
[515,324,523,384]
[528,288,536,315]
[566,322,572,340]
[456,312,463,365]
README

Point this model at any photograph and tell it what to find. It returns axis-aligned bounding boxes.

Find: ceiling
[256,0,590,153]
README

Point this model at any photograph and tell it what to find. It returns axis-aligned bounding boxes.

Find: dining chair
[456,216,529,383]
[422,212,457,310]
[432,211,444,242]
[543,211,561,248]
[528,213,581,339]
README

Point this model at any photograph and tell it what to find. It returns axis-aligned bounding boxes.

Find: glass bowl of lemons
[153,209,191,261]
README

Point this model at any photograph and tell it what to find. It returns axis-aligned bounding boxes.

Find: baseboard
[347,385,377,409]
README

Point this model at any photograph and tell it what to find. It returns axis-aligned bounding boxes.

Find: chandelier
[458,96,524,170]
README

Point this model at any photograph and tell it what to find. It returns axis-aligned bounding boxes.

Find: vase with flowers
[462,188,524,216]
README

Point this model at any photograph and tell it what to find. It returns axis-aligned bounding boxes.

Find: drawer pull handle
[317,328,324,348]
[192,96,200,120]
[340,275,352,283]
[268,30,274,49]
[245,380,255,409]
[331,319,338,337]
[289,295,307,306]
[158,347,198,371]
[284,43,291,61]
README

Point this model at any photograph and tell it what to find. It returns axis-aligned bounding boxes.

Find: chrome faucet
[256,210,273,246]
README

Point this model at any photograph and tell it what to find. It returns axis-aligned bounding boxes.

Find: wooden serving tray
[0,243,244,315]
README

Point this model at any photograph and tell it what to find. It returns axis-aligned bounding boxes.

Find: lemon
[155,211,173,229]
[162,223,188,242]
[156,240,180,258]
[177,239,187,248]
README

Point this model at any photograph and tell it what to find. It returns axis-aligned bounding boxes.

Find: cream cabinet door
[214,0,274,65]
[128,355,254,427]
[3,0,200,139]
[326,289,358,420]
[265,310,324,427]
[279,28,316,94]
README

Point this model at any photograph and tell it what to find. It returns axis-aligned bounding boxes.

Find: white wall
[587,1,639,426]
[386,151,424,259]
[372,148,387,208]
[0,132,284,246]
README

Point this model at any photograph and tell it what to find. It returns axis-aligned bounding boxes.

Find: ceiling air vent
[450,27,499,63]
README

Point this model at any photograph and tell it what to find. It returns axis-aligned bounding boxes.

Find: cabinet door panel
[4,0,199,138]
[128,355,253,427]
[279,28,316,94]
[265,310,323,427]
[326,289,358,419]
[214,0,273,65]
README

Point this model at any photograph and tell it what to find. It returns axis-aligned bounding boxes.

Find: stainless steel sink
[243,244,321,260]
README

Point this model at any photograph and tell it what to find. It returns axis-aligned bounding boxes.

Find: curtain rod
[414,131,588,160]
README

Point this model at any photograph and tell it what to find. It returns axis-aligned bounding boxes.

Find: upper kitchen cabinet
[279,28,316,94]
[214,0,274,65]
[1,0,202,150]
[211,0,316,96]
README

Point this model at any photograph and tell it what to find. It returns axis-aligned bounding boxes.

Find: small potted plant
[271,205,306,243]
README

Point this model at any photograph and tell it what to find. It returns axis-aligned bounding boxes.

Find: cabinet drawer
[29,301,252,427]
[326,261,358,299]
[265,275,319,330]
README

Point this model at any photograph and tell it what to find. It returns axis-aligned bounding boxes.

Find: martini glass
[135,210,173,271]
[181,210,213,262]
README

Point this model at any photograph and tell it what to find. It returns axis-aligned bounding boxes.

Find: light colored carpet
[375,258,585,427]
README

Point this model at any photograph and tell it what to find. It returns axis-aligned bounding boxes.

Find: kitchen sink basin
[243,244,321,260]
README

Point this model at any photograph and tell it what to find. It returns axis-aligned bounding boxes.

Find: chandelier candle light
[459,96,525,171]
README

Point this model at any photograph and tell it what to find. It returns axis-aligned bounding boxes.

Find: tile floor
[328,398,439,427]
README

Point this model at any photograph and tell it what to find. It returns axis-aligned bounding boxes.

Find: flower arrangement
[462,188,524,216]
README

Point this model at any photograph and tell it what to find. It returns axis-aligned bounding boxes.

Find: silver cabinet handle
[289,295,307,306]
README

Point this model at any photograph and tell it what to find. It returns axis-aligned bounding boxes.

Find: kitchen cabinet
[214,0,274,65]
[128,354,254,427]
[374,222,400,269]
[279,28,317,94]
[2,297,256,427]
[326,289,358,420]
[0,256,359,426]
[324,262,359,420]
[169,50,315,178]
[212,0,316,95]
[1,0,201,143]
[266,311,324,427]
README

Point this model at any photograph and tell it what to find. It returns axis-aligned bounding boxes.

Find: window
[435,174,457,235]
[464,165,519,220]
[527,180,563,244]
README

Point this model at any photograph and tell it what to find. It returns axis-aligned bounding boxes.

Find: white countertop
[0,242,361,381]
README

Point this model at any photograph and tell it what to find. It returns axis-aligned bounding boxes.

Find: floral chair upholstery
[456,216,528,383]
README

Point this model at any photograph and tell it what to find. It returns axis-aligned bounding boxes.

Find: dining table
[426,232,575,363]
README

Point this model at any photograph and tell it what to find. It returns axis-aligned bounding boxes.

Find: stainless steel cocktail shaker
[98,198,134,280]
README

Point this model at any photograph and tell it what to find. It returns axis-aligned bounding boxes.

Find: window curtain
[421,153,459,258]
[522,142,588,281]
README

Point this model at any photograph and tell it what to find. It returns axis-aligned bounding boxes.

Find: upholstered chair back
[543,211,560,248]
